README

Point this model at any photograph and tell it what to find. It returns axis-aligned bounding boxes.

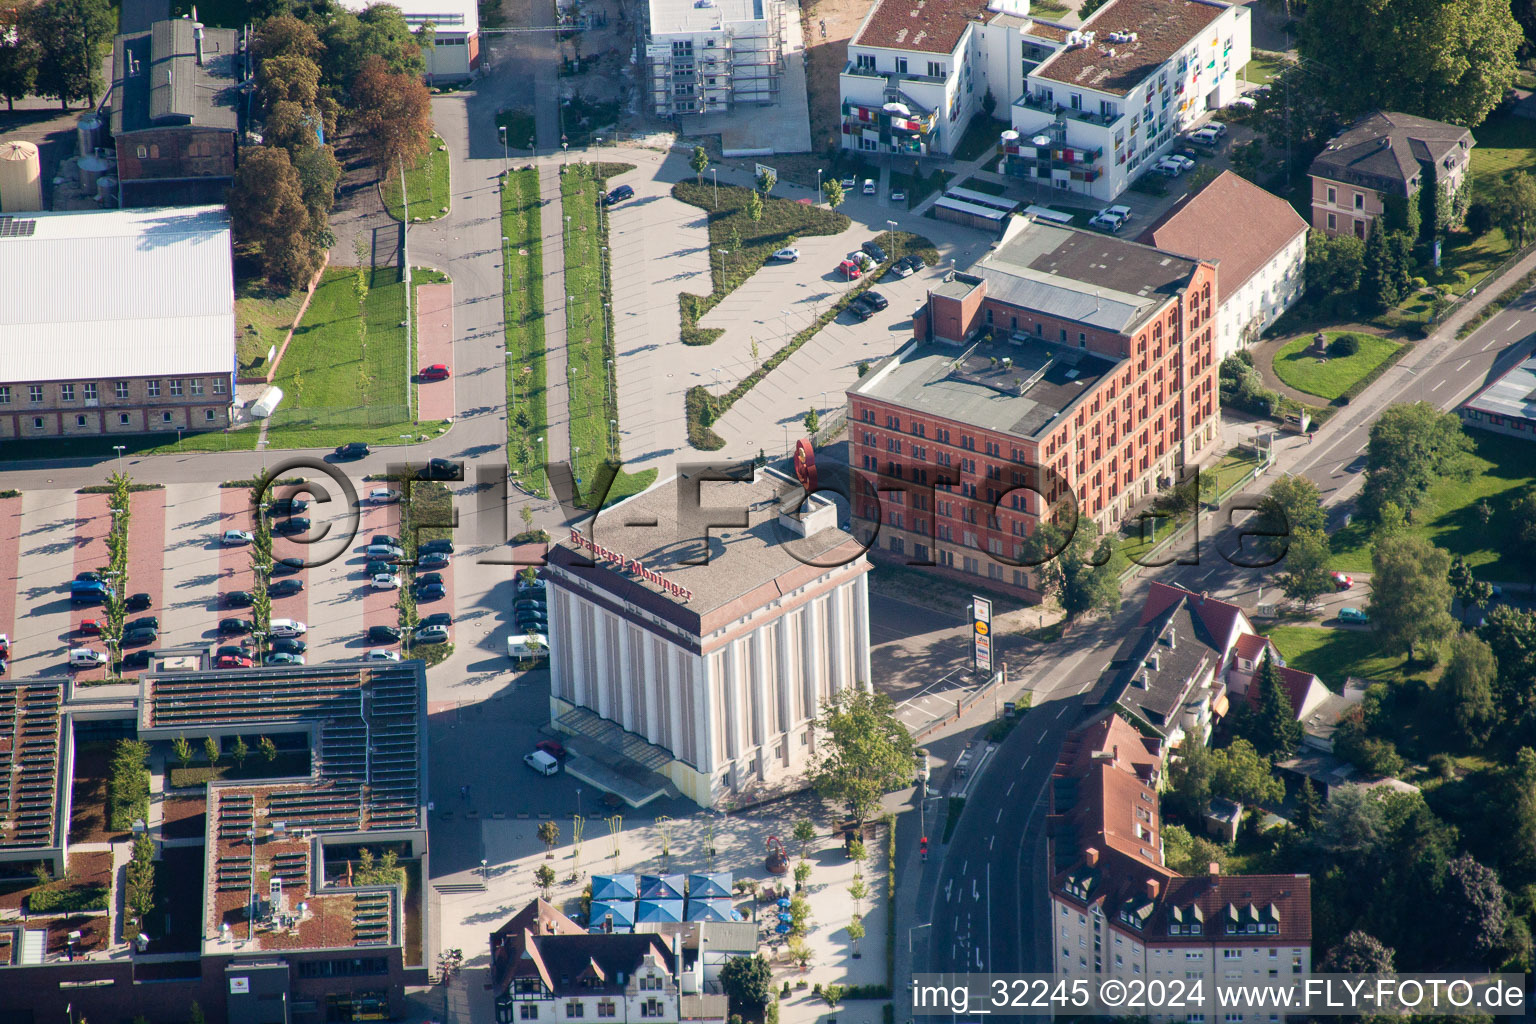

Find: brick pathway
[415,282,457,422]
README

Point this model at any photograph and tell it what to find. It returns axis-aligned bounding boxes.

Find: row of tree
[0,0,114,111]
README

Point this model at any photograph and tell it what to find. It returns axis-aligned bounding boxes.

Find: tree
[719,953,773,1012]
[1312,784,1386,855]
[690,145,709,184]
[793,860,812,887]
[1278,527,1334,608]
[231,735,250,769]
[788,894,811,936]
[1443,633,1500,747]
[755,167,776,196]
[1322,931,1396,973]
[0,1,40,112]
[1448,554,1493,621]
[807,688,915,826]
[1161,823,1229,875]
[1482,605,1536,717]
[189,1002,207,1024]
[1369,533,1456,659]
[254,14,323,62]
[1361,222,1405,312]
[1443,853,1509,967]
[1293,778,1323,833]
[847,915,866,957]
[1492,171,1536,248]
[824,178,845,210]
[1167,731,1215,819]
[745,189,763,222]
[534,863,556,899]
[1023,518,1124,618]
[1305,230,1365,307]
[256,53,322,111]
[203,736,220,767]
[537,819,560,856]
[173,734,193,769]
[227,146,317,289]
[803,407,819,435]
[1209,739,1285,807]
[349,54,433,173]
[259,736,279,763]
[848,876,869,916]
[22,0,113,108]
[1296,0,1520,127]
[1254,474,1327,558]
[1362,402,1474,520]
[787,936,813,969]
[792,818,817,858]
[1251,652,1303,758]
[125,833,155,919]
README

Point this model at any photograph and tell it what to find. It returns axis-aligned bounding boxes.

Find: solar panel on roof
[0,217,37,238]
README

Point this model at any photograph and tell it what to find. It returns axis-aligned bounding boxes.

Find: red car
[535,739,568,762]
[78,619,102,635]
[838,259,862,280]
[420,364,451,382]
[1330,571,1353,591]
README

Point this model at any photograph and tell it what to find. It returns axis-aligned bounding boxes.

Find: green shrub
[1428,753,1456,780]
[29,884,109,914]
[1410,276,1427,290]
[1328,333,1361,357]
[841,985,892,999]
[107,739,151,831]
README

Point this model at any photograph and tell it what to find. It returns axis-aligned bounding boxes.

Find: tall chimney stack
[195,24,205,66]
[1145,878,1159,899]
[1084,847,1100,867]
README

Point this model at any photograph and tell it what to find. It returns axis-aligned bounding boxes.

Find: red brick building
[847,216,1219,599]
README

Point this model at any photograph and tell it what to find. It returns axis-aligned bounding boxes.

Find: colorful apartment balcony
[842,99,937,145]
[1014,91,1122,128]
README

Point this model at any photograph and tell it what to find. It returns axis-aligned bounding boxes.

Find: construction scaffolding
[645,0,784,116]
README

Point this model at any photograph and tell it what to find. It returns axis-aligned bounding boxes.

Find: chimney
[195,24,205,66]
[1145,878,1159,899]
[1167,626,1176,649]
[1084,847,1100,867]
[1112,744,1119,764]
[1207,861,1220,882]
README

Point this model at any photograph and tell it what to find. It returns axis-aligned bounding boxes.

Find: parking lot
[0,473,459,680]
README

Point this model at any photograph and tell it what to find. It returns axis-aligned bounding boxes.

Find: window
[76,415,87,427]
[567,1002,585,1018]
[0,386,8,404]
[60,383,75,402]
[116,381,130,400]
[598,1003,616,1019]
[1353,192,1364,210]
[161,411,172,423]
[927,61,945,78]
[856,54,875,71]
[28,385,43,403]
[641,1002,665,1019]
[190,379,204,396]
[32,417,43,429]
[119,413,131,425]
[896,57,908,73]
[1326,212,1336,231]
[1326,186,1336,204]
[83,383,97,401]
[136,144,147,158]
[520,1006,540,1020]
[205,409,216,422]
[147,380,161,398]
[213,377,227,395]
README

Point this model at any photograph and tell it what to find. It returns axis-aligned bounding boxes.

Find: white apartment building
[1138,170,1308,359]
[1048,713,1312,1021]
[543,470,873,808]
[839,0,1250,200]
[647,0,785,116]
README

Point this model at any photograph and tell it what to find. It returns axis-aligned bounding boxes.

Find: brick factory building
[847,214,1220,600]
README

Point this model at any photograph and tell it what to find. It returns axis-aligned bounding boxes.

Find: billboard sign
[972,596,992,674]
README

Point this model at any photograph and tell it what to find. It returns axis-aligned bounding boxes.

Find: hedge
[842,984,892,999]
[885,812,897,990]
[29,884,109,914]
[77,483,162,494]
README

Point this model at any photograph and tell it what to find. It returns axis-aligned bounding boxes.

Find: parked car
[418,551,451,570]
[859,290,889,312]
[1228,95,1256,110]
[271,557,304,577]
[861,241,888,262]
[896,254,924,274]
[215,650,252,669]
[367,624,403,644]
[266,498,309,516]
[1166,153,1195,171]
[1104,204,1133,223]
[862,178,876,195]
[890,189,906,203]
[771,247,800,262]
[69,648,108,668]
[419,612,453,629]
[224,591,254,608]
[1153,157,1186,176]
[419,364,451,382]
[269,579,305,597]
[1338,607,1370,624]
[75,571,104,584]
[368,488,400,504]
[417,572,445,589]
[846,251,875,270]
[418,458,463,481]
[70,584,110,606]
[270,638,307,655]
[123,627,157,647]
[372,573,402,590]
[603,184,634,205]
[884,260,915,280]
[364,560,394,577]
[1206,121,1228,137]
[271,517,310,536]
[219,618,254,635]
[370,534,398,549]
[222,529,254,546]
[536,739,568,761]
[366,544,404,561]
[838,259,862,280]
[848,301,874,322]
[1331,571,1354,590]
[121,650,152,670]
[513,596,546,612]
[78,619,101,636]
[335,442,370,459]
[507,633,548,660]
[524,749,560,775]
[127,616,159,633]
[368,649,402,662]
[415,582,447,602]
[420,539,455,556]
[269,619,307,638]
[414,624,451,645]
[839,176,856,189]
[126,592,152,611]
[1189,126,1222,147]
[517,576,546,595]
[265,651,306,666]
[1089,211,1125,232]
[517,611,549,631]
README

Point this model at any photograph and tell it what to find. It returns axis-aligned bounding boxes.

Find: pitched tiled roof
[490,900,588,995]
[1140,582,1248,651]
[1308,111,1473,198]
[1113,598,1219,733]
[852,0,990,54]
[1031,0,1230,97]
[1136,171,1307,299]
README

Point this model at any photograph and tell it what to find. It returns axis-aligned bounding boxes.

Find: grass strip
[503,168,549,497]
[383,138,452,222]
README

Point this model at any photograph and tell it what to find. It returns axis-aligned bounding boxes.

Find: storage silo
[0,141,43,212]
[77,153,111,191]
[76,115,103,157]
[96,175,117,205]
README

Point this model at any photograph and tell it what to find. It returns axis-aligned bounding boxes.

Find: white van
[507,633,549,660]
[69,648,108,668]
[524,749,560,775]
[269,619,307,638]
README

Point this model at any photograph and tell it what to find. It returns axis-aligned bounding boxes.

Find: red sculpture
[765,835,789,875]
[793,439,817,494]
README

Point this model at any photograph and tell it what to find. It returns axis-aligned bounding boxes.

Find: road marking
[1020,756,1030,770]
[1056,705,1068,719]
[996,807,1003,822]
[1431,379,1446,392]
[1077,681,1090,694]
[1356,442,1369,453]
[1457,360,1470,372]
[1484,337,1499,351]
[1509,320,1523,332]
[1006,782,1015,796]
[961,860,968,876]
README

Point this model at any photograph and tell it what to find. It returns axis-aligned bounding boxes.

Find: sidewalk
[538,163,574,471]
[415,283,456,422]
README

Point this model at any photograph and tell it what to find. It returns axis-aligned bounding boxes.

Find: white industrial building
[839,0,1251,200]
[0,205,235,439]
[542,469,873,808]
[338,0,479,80]
[646,0,786,116]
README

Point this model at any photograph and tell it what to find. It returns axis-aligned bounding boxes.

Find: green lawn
[1469,109,1536,192]
[234,271,307,376]
[1271,332,1401,400]
[1328,431,1536,577]
[504,168,550,497]
[672,180,851,345]
[561,164,657,505]
[1267,625,1405,685]
[383,138,451,222]
[1240,51,1290,86]
[1209,447,1265,498]
[263,267,448,450]
[497,109,538,151]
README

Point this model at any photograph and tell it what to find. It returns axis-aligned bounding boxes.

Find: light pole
[819,390,828,418]
[576,787,582,820]
[112,444,126,474]
[711,168,718,208]
[716,248,728,289]
[886,219,899,262]
[781,308,791,339]
[817,168,823,205]
[564,215,571,247]
[909,921,932,955]
[498,125,508,172]
[480,858,489,884]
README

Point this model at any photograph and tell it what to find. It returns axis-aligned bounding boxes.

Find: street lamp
[817,168,823,205]
[576,787,582,820]
[711,168,718,208]
[886,219,899,262]
[112,444,126,474]
[498,125,508,171]
[716,248,728,287]
[781,308,791,339]
[480,858,489,884]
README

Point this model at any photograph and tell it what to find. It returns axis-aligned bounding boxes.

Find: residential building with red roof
[1137,170,1308,359]
[1048,711,1313,992]
[1308,111,1474,240]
